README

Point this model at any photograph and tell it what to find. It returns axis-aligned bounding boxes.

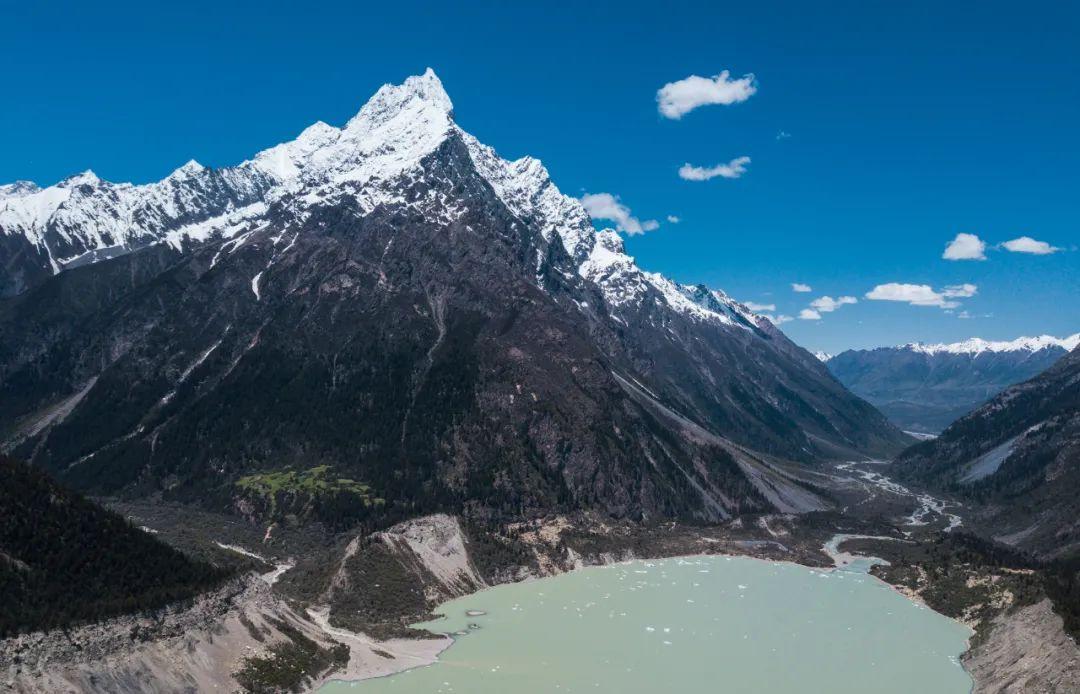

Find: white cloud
[764,314,794,325]
[744,301,776,312]
[809,295,857,313]
[799,309,822,320]
[941,283,977,298]
[666,215,681,224]
[943,233,987,261]
[1002,236,1061,255]
[656,71,757,119]
[864,282,978,309]
[776,130,791,141]
[679,156,751,181]
[791,283,812,293]
[579,193,659,235]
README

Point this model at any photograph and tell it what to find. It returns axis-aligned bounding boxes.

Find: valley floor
[4,460,1078,693]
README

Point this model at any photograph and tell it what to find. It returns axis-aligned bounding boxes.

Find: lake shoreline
[314,538,976,691]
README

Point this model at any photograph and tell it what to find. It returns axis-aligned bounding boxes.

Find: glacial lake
[322,555,972,693]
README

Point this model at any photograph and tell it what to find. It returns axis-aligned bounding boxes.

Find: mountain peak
[403,68,453,113]
[60,170,100,187]
[168,160,205,179]
[345,68,454,134]
[0,181,40,199]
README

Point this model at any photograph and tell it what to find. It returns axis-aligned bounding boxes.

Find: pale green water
[322,555,972,693]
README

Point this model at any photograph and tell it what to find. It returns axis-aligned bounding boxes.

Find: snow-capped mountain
[902,334,1080,356]
[0,160,275,296]
[828,334,1078,433]
[0,70,906,525]
[0,70,778,341]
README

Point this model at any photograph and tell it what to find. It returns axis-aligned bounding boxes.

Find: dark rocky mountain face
[0,71,907,528]
[895,346,1080,558]
[827,339,1076,433]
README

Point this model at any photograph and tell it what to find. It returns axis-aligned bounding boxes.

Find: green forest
[0,455,229,637]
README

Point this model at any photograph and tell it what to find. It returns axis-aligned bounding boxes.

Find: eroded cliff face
[1,577,328,693]
[964,599,1080,694]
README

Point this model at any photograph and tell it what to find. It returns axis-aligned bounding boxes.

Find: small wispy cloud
[776,130,791,141]
[744,301,776,312]
[865,282,978,309]
[679,156,751,181]
[666,215,681,224]
[657,71,757,119]
[764,314,794,325]
[943,233,987,261]
[798,309,822,321]
[1002,236,1061,255]
[941,283,977,298]
[791,283,812,293]
[809,295,857,313]
[579,193,659,235]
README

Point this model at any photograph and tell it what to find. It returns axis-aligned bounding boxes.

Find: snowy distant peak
[0,181,40,199]
[814,351,833,362]
[60,170,100,187]
[904,334,1080,355]
[168,160,205,179]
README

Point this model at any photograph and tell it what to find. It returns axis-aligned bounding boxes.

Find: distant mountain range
[0,70,907,529]
[895,345,1080,558]
[826,335,1079,433]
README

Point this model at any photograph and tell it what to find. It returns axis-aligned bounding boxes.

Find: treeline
[1043,556,1080,640]
[0,455,229,638]
[862,531,1080,642]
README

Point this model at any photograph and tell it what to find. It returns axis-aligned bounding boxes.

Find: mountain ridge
[894,345,1080,558]
[1,70,907,528]
[827,335,1076,433]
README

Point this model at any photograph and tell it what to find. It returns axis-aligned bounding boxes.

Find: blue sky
[2,0,1077,352]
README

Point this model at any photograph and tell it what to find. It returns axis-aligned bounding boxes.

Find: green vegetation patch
[237,465,379,506]
[235,466,384,526]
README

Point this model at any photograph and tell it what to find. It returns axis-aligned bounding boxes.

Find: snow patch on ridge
[903,334,1080,356]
